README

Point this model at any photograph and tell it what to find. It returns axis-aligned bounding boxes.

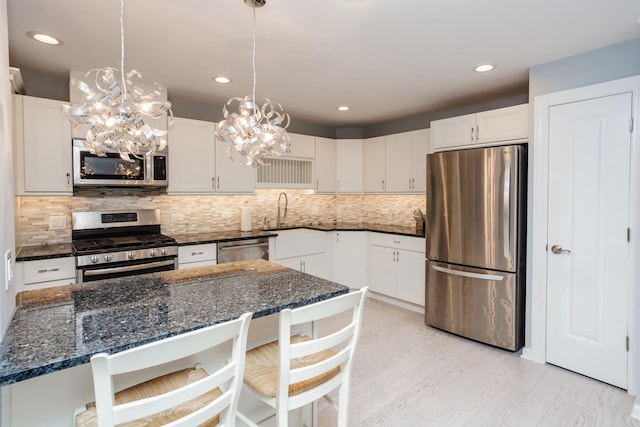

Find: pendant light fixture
[216,0,291,168]
[62,0,173,161]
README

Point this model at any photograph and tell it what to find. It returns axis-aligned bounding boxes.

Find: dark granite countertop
[0,260,348,386]
[172,230,278,246]
[15,243,75,261]
[266,223,424,238]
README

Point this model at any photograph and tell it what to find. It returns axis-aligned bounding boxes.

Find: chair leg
[277,408,288,427]
[337,381,350,427]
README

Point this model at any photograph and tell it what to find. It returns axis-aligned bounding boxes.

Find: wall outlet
[49,216,66,230]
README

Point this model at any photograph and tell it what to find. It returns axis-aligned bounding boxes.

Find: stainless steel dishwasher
[217,237,270,263]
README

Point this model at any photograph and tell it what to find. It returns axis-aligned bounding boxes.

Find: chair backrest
[276,287,368,412]
[90,312,252,427]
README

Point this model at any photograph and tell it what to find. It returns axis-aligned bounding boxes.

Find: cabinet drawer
[369,233,425,252]
[23,257,75,284]
[178,243,217,264]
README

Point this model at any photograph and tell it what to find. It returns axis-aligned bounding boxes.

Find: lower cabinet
[272,230,333,280]
[178,243,217,269]
[333,231,367,289]
[368,233,425,306]
[17,257,76,290]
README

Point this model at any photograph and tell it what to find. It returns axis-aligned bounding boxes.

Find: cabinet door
[215,138,256,193]
[21,96,72,193]
[302,253,333,281]
[287,133,316,158]
[385,132,412,192]
[168,118,215,194]
[411,128,431,192]
[363,136,386,193]
[333,231,366,288]
[396,249,425,306]
[336,139,363,193]
[475,104,528,145]
[315,137,337,193]
[430,113,475,151]
[277,257,303,272]
[368,245,397,297]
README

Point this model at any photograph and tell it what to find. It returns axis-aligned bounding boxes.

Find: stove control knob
[127,252,135,260]
[149,249,156,257]
[161,248,167,256]
[90,255,99,264]
[104,254,113,262]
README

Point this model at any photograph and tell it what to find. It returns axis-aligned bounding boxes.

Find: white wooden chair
[242,287,368,427]
[75,312,253,427]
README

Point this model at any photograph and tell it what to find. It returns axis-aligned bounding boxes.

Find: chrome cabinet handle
[471,127,474,141]
[381,179,385,190]
[191,251,204,256]
[66,173,70,188]
[212,177,215,189]
[316,179,319,190]
[396,251,400,262]
[476,125,479,141]
[551,245,571,255]
[216,176,220,189]
[37,268,60,273]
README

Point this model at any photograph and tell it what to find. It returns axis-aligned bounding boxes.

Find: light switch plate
[49,215,66,230]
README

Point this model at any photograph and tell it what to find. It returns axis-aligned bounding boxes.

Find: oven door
[77,257,177,283]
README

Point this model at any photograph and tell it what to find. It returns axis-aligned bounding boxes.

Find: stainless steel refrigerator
[425,144,526,351]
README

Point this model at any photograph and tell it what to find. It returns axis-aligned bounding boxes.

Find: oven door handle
[83,259,176,277]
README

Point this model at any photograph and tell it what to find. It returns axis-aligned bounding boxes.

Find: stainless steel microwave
[72,139,168,188]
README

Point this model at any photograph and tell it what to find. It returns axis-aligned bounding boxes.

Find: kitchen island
[0,259,349,426]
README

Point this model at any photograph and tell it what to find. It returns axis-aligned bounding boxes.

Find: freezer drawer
[425,260,524,351]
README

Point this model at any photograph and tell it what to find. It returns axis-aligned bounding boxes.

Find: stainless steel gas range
[72,209,178,283]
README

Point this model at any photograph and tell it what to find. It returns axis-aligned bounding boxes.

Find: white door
[546,92,632,389]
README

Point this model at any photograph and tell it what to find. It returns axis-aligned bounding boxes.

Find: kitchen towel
[240,207,252,231]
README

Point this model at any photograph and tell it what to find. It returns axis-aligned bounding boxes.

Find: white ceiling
[7,0,640,127]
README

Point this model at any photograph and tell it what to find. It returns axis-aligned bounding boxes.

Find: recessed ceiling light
[474,64,495,73]
[213,76,231,84]
[27,31,62,46]
[337,106,350,111]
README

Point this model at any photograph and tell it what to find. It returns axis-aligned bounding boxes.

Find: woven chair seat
[244,334,340,398]
[75,367,221,427]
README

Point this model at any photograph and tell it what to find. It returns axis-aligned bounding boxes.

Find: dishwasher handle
[218,242,269,251]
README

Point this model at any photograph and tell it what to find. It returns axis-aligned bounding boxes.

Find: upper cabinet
[168,117,216,194]
[315,137,337,193]
[336,139,364,193]
[363,136,386,193]
[385,129,431,193]
[431,104,528,151]
[13,95,72,195]
[286,133,315,158]
[255,132,315,189]
[168,117,254,194]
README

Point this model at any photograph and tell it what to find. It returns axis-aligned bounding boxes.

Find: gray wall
[530,38,640,99]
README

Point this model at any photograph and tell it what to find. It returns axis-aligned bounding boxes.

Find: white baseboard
[630,403,640,421]
[367,292,424,314]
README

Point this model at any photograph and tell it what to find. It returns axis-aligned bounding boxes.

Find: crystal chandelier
[216,0,291,168]
[62,0,173,161]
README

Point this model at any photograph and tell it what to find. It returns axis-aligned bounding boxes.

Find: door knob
[551,244,571,255]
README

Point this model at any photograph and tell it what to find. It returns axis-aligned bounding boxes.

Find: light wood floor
[318,297,640,427]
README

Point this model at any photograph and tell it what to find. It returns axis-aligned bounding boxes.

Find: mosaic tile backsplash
[15,190,426,247]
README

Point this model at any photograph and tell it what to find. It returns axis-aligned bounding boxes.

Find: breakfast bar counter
[0,260,349,426]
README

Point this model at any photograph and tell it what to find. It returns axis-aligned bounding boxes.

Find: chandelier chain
[251,3,257,110]
[120,0,127,98]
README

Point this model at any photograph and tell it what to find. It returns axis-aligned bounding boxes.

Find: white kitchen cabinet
[168,117,216,194]
[333,231,367,289]
[286,133,316,158]
[367,232,425,306]
[178,243,217,269]
[336,139,363,193]
[214,139,255,193]
[411,128,431,192]
[168,118,254,194]
[273,229,333,280]
[16,257,76,290]
[363,136,386,193]
[385,132,412,192]
[431,104,528,151]
[315,137,337,193]
[13,95,73,195]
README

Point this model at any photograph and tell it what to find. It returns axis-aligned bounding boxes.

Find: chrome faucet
[277,192,288,228]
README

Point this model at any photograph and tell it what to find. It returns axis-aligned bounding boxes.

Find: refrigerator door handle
[503,157,511,258]
[432,264,504,281]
